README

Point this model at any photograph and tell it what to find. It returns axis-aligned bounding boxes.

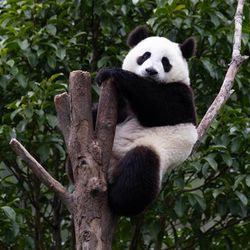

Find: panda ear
[180,37,196,59]
[127,25,149,48]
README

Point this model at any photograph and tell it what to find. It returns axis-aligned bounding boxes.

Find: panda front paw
[95,68,122,86]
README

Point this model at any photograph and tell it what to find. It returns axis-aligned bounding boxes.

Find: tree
[1,0,250,249]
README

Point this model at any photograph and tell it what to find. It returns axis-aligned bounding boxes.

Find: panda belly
[112,117,198,181]
[108,117,197,216]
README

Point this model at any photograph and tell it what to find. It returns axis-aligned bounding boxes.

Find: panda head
[122,26,196,85]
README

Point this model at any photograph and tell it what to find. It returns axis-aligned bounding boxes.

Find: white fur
[112,118,197,183]
[122,36,190,85]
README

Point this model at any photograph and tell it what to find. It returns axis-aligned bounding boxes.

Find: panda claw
[96,68,125,86]
[96,68,113,85]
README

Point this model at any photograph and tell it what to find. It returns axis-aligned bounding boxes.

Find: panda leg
[108,145,160,216]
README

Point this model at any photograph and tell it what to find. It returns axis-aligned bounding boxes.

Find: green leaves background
[0,0,249,249]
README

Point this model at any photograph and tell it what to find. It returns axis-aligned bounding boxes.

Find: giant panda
[96,25,198,216]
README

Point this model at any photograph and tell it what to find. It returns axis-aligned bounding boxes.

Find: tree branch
[195,0,248,147]
[54,92,70,144]
[95,79,117,170]
[9,138,74,213]
[68,71,94,156]
[55,71,117,249]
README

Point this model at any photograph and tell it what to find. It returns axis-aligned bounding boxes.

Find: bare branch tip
[243,55,249,61]
[9,138,17,145]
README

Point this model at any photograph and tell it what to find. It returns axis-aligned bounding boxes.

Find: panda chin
[149,75,166,84]
[143,74,160,82]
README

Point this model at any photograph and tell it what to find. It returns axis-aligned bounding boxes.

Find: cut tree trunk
[55,71,117,249]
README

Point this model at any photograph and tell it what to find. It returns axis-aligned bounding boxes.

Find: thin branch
[232,0,245,58]
[195,0,249,147]
[9,138,74,213]
[129,215,144,250]
[154,214,166,250]
[183,165,228,192]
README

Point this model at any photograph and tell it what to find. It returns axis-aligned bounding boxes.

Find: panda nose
[145,67,158,76]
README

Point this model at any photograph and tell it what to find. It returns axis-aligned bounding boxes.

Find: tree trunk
[55,71,117,249]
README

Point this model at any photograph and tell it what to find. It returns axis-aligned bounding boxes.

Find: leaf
[228,199,247,218]
[201,58,217,79]
[174,4,186,11]
[56,48,66,60]
[17,120,27,132]
[222,153,233,167]
[231,138,240,153]
[27,52,38,67]
[47,56,56,69]
[7,59,15,67]
[132,0,139,4]
[16,73,27,88]
[18,39,29,50]
[175,178,185,189]
[188,193,196,206]
[246,175,250,187]
[48,73,64,82]
[13,221,20,237]
[46,114,57,128]
[236,191,248,206]
[193,193,206,211]
[24,106,33,119]
[204,154,218,171]
[97,56,110,68]
[10,108,22,120]
[217,201,227,217]
[212,189,223,199]
[174,197,186,217]
[233,176,244,190]
[46,24,57,36]
[37,144,50,162]
[1,206,16,221]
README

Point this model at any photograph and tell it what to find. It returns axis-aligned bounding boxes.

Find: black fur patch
[127,25,149,48]
[161,56,172,72]
[180,37,196,59]
[137,52,151,65]
[92,103,98,128]
[108,146,160,216]
[96,68,197,127]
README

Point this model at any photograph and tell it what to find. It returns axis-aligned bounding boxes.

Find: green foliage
[0,0,249,249]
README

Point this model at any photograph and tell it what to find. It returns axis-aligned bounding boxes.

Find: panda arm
[133,81,197,127]
[96,68,196,127]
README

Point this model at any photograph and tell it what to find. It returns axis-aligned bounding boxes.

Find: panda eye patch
[137,52,151,65]
[162,56,172,72]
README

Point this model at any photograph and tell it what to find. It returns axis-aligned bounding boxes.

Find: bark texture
[55,71,117,250]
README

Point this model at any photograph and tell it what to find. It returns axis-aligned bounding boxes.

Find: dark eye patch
[162,56,172,72]
[137,52,151,65]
